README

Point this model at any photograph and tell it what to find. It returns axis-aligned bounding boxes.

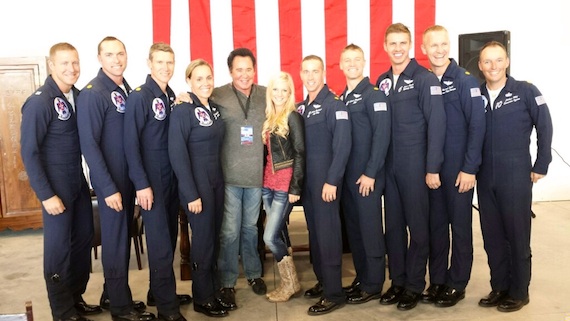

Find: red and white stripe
[152,0,435,100]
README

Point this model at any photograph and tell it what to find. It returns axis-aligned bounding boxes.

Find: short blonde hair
[185,59,212,79]
[49,42,77,60]
[148,42,174,61]
[422,25,448,43]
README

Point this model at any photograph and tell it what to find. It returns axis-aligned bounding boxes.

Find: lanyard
[232,85,252,120]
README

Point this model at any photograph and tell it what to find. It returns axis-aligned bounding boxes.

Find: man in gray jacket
[211,48,267,310]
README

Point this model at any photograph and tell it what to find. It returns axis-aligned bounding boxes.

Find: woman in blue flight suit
[168,59,228,318]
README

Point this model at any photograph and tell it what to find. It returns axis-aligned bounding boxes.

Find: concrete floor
[1,201,569,321]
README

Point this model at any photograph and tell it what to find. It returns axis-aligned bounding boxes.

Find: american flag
[152,0,435,101]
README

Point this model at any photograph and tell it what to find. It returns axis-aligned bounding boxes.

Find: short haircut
[148,42,174,61]
[341,43,365,56]
[49,42,77,60]
[422,25,448,41]
[301,55,324,69]
[479,40,508,58]
[97,36,126,55]
[385,22,411,42]
[227,47,256,70]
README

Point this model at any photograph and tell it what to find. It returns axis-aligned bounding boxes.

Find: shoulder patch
[430,86,442,96]
[465,71,471,75]
[135,87,142,91]
[470,87,481,97]
[535,95,546,106]
[335,110,348,120]
[334,96,339,100]
[86,84,93,89]
[373,87,379,90]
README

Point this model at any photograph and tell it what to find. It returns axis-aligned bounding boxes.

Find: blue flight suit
[427,59,486,291]
[20,75,93,320]
[124,75,180,315]
[168,93,225,305]
[375,58,446,294]
[477,76,553,300]
[340,77,390,294]
[77,68,136,315]
[297,84,351,304]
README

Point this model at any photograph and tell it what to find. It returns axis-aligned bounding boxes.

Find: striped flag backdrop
[152,0,435,101]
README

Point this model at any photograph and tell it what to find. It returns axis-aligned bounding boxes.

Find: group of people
[19,21,552,321]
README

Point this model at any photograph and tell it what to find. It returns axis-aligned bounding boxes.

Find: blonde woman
[261,72,305,302]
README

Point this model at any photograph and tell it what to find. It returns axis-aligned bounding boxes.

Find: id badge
[241,126,253,145]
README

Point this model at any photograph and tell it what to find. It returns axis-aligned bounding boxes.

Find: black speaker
[458,30,510,85]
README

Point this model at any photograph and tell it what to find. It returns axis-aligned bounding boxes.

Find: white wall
[1,0,568,201]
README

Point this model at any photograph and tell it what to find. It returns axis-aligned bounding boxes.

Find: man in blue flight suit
[338,44,390,305]
[298,55,351,316]
[420,25,486,307]
[476,41,553,313]
[77,36,153,321]
[375,23,446,311]
[20,42,101,321]
[123,42,187,321]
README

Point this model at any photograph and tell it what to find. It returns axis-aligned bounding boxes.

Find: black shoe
[111,310,156,321]
[342,280,360,294]
[497,296,529,312]
[176,294,192,305]
[58,315,94,321]
[304,282,323,298]
[346,289,382,304]
[194,301,229,318]
[397,290,421,311]
[157,312,187,321]
[247,278,267,295]
[74,300,103,315]
[435,287,465,307]
[217,288,237,311]
[379,285,405,305]
[420,283,445,304]
[100,298,146,312]
[478,290,508,307]
[148,292,193,307]
[307,297,345,315]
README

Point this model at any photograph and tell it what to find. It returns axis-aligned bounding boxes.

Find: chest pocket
[303,107,326,127]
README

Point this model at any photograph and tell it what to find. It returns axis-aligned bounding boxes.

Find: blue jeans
[217,185,262,287]
[261,188,293,262]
